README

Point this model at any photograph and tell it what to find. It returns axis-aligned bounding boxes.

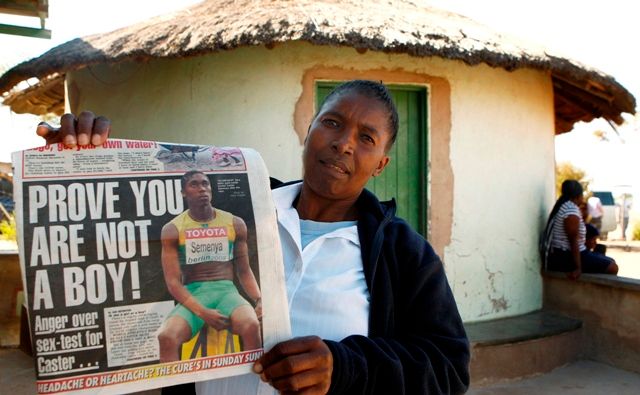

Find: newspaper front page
[12,139,291,394]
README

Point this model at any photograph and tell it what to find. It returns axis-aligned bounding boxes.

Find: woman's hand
[36,111,111,147]
[254,336,332,394]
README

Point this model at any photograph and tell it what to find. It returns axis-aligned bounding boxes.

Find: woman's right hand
[36,111,111,147]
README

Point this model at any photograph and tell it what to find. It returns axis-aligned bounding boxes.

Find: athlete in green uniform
[157,170,262,362]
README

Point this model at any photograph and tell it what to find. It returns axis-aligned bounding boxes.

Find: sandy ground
[607,247,640,279]
[600,225,640,279]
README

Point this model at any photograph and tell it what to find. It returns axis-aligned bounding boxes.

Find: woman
[36,80,470,394]
[541,180,618,278]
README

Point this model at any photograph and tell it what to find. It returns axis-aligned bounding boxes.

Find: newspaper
[12,139,291,394]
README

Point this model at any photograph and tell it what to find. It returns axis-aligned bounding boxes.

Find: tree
[555,162,590,198]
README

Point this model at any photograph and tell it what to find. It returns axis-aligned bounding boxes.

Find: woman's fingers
[36,112,112,147]
[76,111,96,146]
[91,116,111,146]
[36,122,61,144]
[59,113,78,147]
[255,336,332,394]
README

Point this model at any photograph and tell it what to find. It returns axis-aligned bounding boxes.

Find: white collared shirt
[197,182,369,394]
[275,182,370,341]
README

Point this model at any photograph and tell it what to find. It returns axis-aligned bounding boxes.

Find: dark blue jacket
[324,188,469,395]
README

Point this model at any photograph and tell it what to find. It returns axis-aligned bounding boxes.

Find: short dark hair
[181,170,206,189]
[317,80,399,150]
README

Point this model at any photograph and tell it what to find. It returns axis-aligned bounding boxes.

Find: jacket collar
[355,188,396,223]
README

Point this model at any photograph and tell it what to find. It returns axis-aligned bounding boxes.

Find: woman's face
[302,91,391,202]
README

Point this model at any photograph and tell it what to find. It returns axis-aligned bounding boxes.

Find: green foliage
[555,162,590,198]
[0,215,16,242]
[632,221,640,241]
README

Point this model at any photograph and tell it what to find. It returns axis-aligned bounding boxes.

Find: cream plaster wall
[443,66,556,321]
[67,42,556,322]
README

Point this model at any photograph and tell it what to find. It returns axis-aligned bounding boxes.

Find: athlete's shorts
[168,280,250,337]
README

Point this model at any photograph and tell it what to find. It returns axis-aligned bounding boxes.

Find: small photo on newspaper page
[12,140,291,395]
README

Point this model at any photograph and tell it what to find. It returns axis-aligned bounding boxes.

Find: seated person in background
[541,180,618,278]
[585,223,609,256]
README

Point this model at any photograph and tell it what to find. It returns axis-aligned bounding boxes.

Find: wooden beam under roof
[0,0,48,18]
[552,76,624,124]
[0,0,49,36]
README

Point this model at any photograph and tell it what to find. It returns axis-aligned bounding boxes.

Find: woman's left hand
[36,112,111,147]
[254,336,332,394]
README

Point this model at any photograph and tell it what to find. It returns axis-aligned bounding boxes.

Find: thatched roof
[2,73,64,115]
[0,0,635,133]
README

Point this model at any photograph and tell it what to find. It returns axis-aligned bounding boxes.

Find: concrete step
[465,310,583,386]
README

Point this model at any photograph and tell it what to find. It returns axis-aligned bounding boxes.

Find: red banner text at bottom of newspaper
[36,349,263,394]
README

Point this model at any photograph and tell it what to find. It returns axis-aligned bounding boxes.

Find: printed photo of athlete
[157,170,262,362]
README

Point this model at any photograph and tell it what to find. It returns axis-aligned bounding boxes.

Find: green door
[316,82,428,234]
